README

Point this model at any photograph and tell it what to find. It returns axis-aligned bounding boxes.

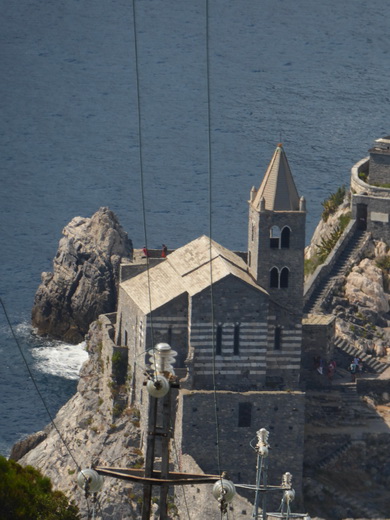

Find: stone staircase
[304,229,369,314]
[306,476,386,519]
[334,335,390,374]
[315,439,357,470]
[338,381,382,424]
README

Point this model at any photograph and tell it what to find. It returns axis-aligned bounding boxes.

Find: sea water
[1,0,390,455]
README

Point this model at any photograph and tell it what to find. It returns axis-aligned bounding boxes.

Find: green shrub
[375,255,390,271]
[304,256,322,277]
[376,255,390,291]
[0,456,80,519]
[338,211,351,231]
[358,170,368,182]
[316,225,344,263]
[321,186,346,222]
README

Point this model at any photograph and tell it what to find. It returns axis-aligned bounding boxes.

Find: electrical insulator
[149,343,177,376]
[77,468,104,494]
[282,472,293,487]
[283,488,295,503]
[256,428,269,456]
[258,444,269,457]
[257,428,269,444]
[146,374,170,398]
[212,478,236,504]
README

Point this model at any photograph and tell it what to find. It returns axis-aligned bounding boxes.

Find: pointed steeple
[253,144,300,211]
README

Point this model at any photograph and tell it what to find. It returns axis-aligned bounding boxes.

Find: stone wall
[301,315,335,389]
[98,313,129,420]
[351,155,390,243]
[369,147,390,185]
[249,210,306,313]
[190,276,270,390]
[304,219,357,303]
[175,389,306,509]
[356,378,390,401]
[352,192,390,243]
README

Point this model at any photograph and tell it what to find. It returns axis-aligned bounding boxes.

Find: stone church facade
[114,144,307,496]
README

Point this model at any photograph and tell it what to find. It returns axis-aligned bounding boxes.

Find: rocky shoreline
[13,204,390,519]
[31,207,133,344]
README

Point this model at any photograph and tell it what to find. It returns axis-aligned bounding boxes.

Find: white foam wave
[5,320,89,380]
[32,341,89,380]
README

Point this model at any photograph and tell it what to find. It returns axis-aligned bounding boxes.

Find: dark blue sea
[1,0,390,456]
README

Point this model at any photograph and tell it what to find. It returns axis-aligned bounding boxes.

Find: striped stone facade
[112,143,307,499]
[190,321,268,376]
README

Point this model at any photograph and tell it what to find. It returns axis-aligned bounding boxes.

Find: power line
[0,296,92,511]
[205,0,224,509]
[131,0,157,376]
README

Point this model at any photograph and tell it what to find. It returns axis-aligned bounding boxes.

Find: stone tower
[247,144,306,313]
[368,136,390,186]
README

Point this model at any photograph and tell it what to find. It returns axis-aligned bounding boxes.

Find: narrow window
[216,324,223,355]
[274,326,282,350]
[251,222,255,242]
[238,402,252,427]
[281,227,290,248]
[280,267,289,288]
[270,267,279,288]
[124,330,128,346]
[270,226,281,248]
[233,323,240,355]
[248,250,251,267]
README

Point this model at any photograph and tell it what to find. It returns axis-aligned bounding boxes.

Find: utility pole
[142,378,174,519]
[80,343,236,519]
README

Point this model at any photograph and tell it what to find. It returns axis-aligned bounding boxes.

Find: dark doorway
[356,204,367,230]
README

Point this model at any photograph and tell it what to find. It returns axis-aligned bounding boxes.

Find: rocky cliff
[13,317,253,520]
[305,192,390,359]
[31,207,133,343]
[15,200,390,519]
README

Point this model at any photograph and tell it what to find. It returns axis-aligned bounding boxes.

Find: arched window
[280,267,289,288]
[216,324,223,355]
[281,227,291,248]
[270,267,279,288]
[233,323,240,355]
[274,326,282,350]
[270,226,281,248]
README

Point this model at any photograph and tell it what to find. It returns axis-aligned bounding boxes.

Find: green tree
[0,455,80,520]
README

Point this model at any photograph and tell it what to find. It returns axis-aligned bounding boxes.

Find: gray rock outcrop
[16,318,256,520]
[18,319,142,519]
[345,258,389,314]
[31,207,133,343]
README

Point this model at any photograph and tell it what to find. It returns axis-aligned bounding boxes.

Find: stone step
[334,335,390,373]
[304,230,369,313]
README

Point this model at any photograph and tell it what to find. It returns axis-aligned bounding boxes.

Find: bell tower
[248,144,306,312]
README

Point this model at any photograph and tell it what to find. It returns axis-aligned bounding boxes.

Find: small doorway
[356,204,367,230]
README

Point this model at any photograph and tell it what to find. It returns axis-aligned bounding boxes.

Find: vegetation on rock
[321,185,346,222]
[0,455,80,519]
[305,212,351,276]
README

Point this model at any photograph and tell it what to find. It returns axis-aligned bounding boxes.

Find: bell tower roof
[253,144,300,211]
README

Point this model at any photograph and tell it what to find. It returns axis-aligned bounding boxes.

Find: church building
[115,143,307,493]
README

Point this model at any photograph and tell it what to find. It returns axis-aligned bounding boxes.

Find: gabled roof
[253,144,300,211]
[120,235,267,314]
